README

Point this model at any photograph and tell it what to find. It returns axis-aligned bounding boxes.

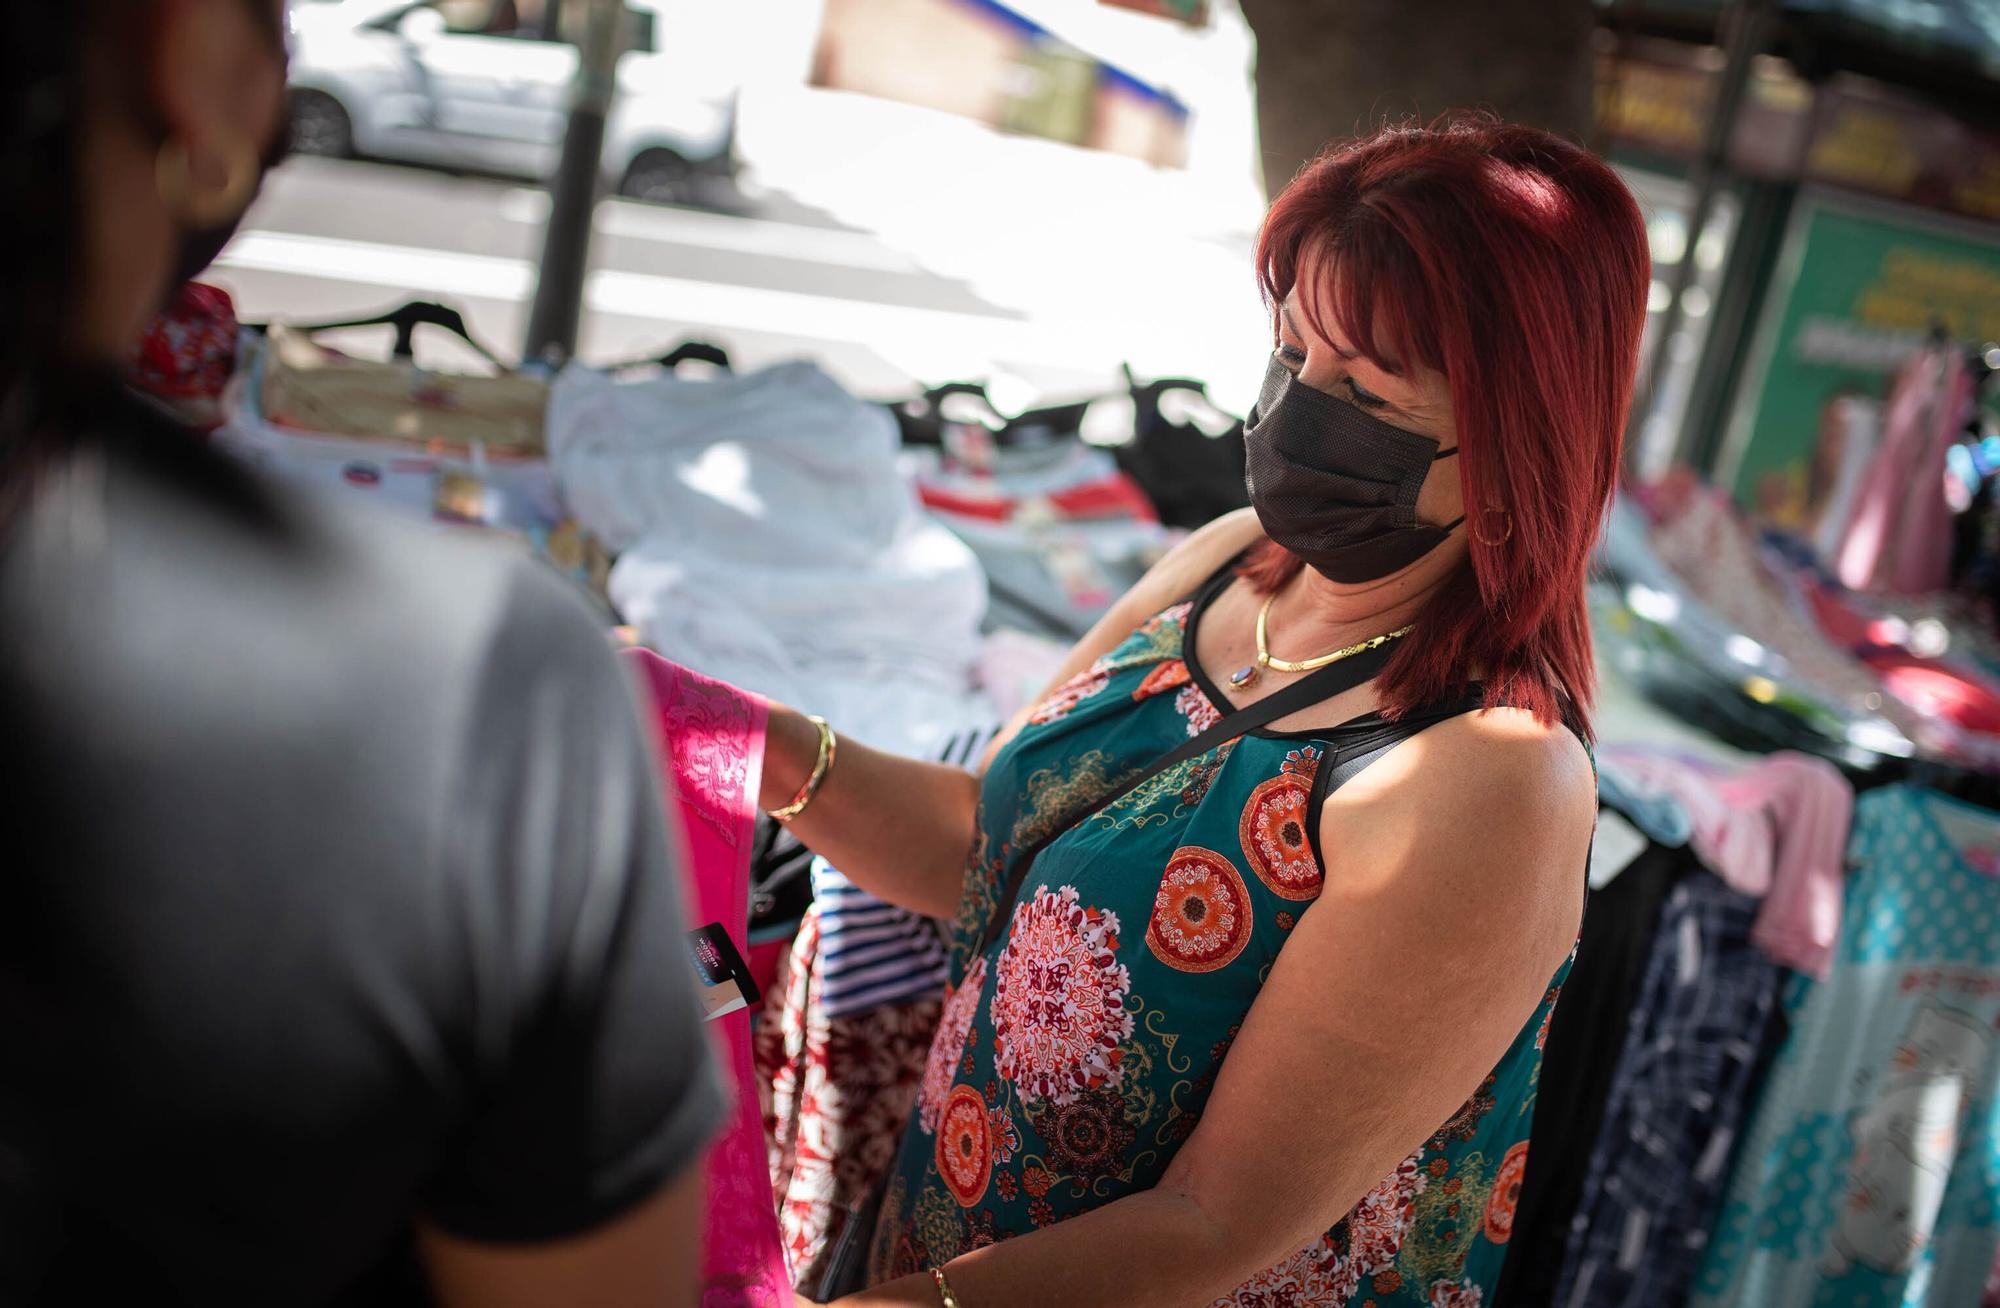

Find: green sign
[1724,198,2000,525]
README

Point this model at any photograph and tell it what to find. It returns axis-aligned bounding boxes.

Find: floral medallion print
[1239,763,1323,901]
[1032,1085,1138,1185]
[1093,742,1237,833]
[992,885,1134,1105]
[1029,665,1111,725]
[1089,600,1192,676]
[867,1173,910,1284]
[1428,1282,1485,1308]
[913,1183,966,1264]
[1215,1233,1360,1307]
[1429,1076,1496,1150]
[989,1103,1021,1165]
[936,1085,994,1208]
[1176,683,1223,736]
[918,958,988,1134]
[948,831,1005,974]
[1135,658,1194,702]
[1011,749,1125,850]
[1402,1152,1493,1286]
[1146,846,1254,973]
[1348,1151,1430,1274]
[1281,746,1323,776]
[1483,1140,1529,1244]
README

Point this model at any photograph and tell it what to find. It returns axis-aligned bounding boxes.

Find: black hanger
[887,382,1007,447]
[656,340,731,371]
[289,300,507,370]
[605,338,734,375]
[1127,369,1240,436]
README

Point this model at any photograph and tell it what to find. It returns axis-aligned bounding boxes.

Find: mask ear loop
[1432,446,1466,533]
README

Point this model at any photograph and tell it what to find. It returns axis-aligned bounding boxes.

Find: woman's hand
[751,703,982,920]
[760,704,829,814]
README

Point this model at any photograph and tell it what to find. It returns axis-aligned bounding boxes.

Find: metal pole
[1625,0,1777,474]
[523,0,624,368]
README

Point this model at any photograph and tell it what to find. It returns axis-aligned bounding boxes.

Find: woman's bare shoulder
[1128,507,1267,614]
[1316,706,1594,958]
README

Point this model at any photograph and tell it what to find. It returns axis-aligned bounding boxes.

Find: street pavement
[213,89,1270,411]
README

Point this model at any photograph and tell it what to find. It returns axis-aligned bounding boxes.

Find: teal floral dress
[868,578,1576,1307]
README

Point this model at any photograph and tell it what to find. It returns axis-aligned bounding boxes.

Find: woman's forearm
[831,1186,1244,1308]
[761,704,982,920]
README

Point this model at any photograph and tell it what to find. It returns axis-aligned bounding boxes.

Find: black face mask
[1243,354,1463,584]
[165,104,293,296]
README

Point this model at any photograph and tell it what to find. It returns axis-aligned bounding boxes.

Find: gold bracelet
[768,714,836,823]
[930,1266,963,1308]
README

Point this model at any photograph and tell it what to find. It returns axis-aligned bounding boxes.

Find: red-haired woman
[767,116,1651,1308]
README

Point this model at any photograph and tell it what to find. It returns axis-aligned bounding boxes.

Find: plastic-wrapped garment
[1648,477,1930,748]
[258,324,548,454]
[1690,785,2000,1308]
[552,359,917,558]
[1810,395,1884,569]
[213,330,566,531]
[623,648,791,1308]
[907,440,1158,525]
[1597,495,1859,738]
[554,362,989,755]
[1597,759,1696,848]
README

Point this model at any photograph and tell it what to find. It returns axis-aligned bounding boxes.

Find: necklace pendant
[1228,663,1261,689]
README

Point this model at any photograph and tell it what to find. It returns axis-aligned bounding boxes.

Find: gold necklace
[1227,593,1414,690]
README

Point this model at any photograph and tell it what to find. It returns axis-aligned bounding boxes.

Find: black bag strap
[973,638,1401,956]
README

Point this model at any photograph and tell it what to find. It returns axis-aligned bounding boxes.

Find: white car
[286,0,737,203]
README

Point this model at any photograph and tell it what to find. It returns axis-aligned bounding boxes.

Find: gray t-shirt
[0,389,726,1304]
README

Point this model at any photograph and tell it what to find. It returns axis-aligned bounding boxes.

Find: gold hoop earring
[156,137,258,228]
[1473,507,1513,547]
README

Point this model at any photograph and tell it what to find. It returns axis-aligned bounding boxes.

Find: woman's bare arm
[760,510,1266,921]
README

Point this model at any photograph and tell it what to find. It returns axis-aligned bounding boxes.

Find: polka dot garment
[1690,785,2000,1308]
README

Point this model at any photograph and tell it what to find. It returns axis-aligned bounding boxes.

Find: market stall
[136,222,2000,1301]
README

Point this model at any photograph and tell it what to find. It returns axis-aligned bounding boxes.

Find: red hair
[1245,116,1649,739]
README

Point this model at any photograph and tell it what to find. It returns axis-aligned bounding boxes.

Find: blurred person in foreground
[0,2,722,1304]
[764,118,1650,1307]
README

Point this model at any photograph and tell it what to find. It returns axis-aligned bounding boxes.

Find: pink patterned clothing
[1598,747,1856,979]
[625,650,791,1308]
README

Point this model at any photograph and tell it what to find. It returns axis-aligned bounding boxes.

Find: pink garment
[1597,747,1856,979]
[1835,348,1972,595]
[1864,650,2000,736]
[623,649,791,1308]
